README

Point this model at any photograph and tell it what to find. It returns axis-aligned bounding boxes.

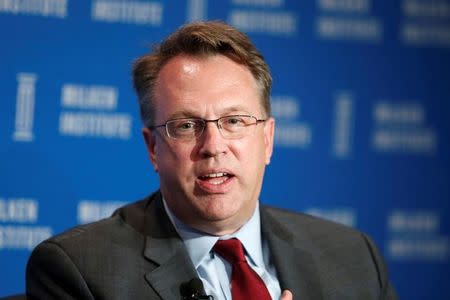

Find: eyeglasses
[149,114,266,141]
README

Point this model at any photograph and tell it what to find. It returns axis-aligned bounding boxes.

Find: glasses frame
[149,114,267,140]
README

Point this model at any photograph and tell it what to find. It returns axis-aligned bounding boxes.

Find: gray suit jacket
[26,191,397,299]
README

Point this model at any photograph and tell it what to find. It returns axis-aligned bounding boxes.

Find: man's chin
[192,206,250,234]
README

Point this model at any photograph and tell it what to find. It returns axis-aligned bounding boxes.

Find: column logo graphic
[187,0,208,21]
[332,91,354,158]
[13,73,38,142]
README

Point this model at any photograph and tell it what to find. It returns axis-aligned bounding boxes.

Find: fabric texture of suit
[26,191,397,300]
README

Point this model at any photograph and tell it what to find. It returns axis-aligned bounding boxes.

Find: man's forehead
[153,54,263,117]
[165,104,255,119]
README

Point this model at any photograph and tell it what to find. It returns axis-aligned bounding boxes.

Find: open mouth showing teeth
[198,172,233,185]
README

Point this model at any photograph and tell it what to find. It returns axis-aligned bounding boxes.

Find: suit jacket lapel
[261,206,324,300]
[141,193,201,299]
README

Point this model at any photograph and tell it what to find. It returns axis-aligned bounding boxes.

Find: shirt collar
[163,199,264,269]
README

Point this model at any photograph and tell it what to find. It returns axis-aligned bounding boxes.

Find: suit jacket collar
[260,206,324,300]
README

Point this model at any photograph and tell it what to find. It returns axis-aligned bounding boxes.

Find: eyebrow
[166,110,197,120]
[167,105,252,120]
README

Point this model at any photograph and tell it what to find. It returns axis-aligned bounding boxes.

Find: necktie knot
[213,238,246,264]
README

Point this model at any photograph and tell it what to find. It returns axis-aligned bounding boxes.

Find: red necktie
[213,238,272,300]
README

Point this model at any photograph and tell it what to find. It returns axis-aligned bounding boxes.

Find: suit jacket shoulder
[26,192,197,300]
[261,205,397,300]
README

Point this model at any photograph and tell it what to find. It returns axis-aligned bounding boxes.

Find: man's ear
[142,127,158,172]
[263,117,275,165]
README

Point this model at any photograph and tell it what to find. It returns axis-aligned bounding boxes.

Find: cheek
[234,138,266,168]
[157,142,193,174]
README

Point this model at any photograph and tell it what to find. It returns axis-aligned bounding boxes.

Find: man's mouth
[198,172,233,185]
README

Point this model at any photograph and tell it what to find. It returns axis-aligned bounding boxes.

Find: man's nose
[197,121,228,158]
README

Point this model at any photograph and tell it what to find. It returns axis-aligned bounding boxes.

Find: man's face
[143,54,274,235]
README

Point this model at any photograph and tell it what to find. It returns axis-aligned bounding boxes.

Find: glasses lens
[167,119,204,139]
[219,115,257,138]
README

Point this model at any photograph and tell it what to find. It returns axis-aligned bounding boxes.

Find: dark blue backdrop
[1,0,449,298]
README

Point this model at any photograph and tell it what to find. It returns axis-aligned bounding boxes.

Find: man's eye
[176,121,197,130]
[225,117,245,126]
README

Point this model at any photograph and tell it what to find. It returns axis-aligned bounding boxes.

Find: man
[26,21,397,299]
